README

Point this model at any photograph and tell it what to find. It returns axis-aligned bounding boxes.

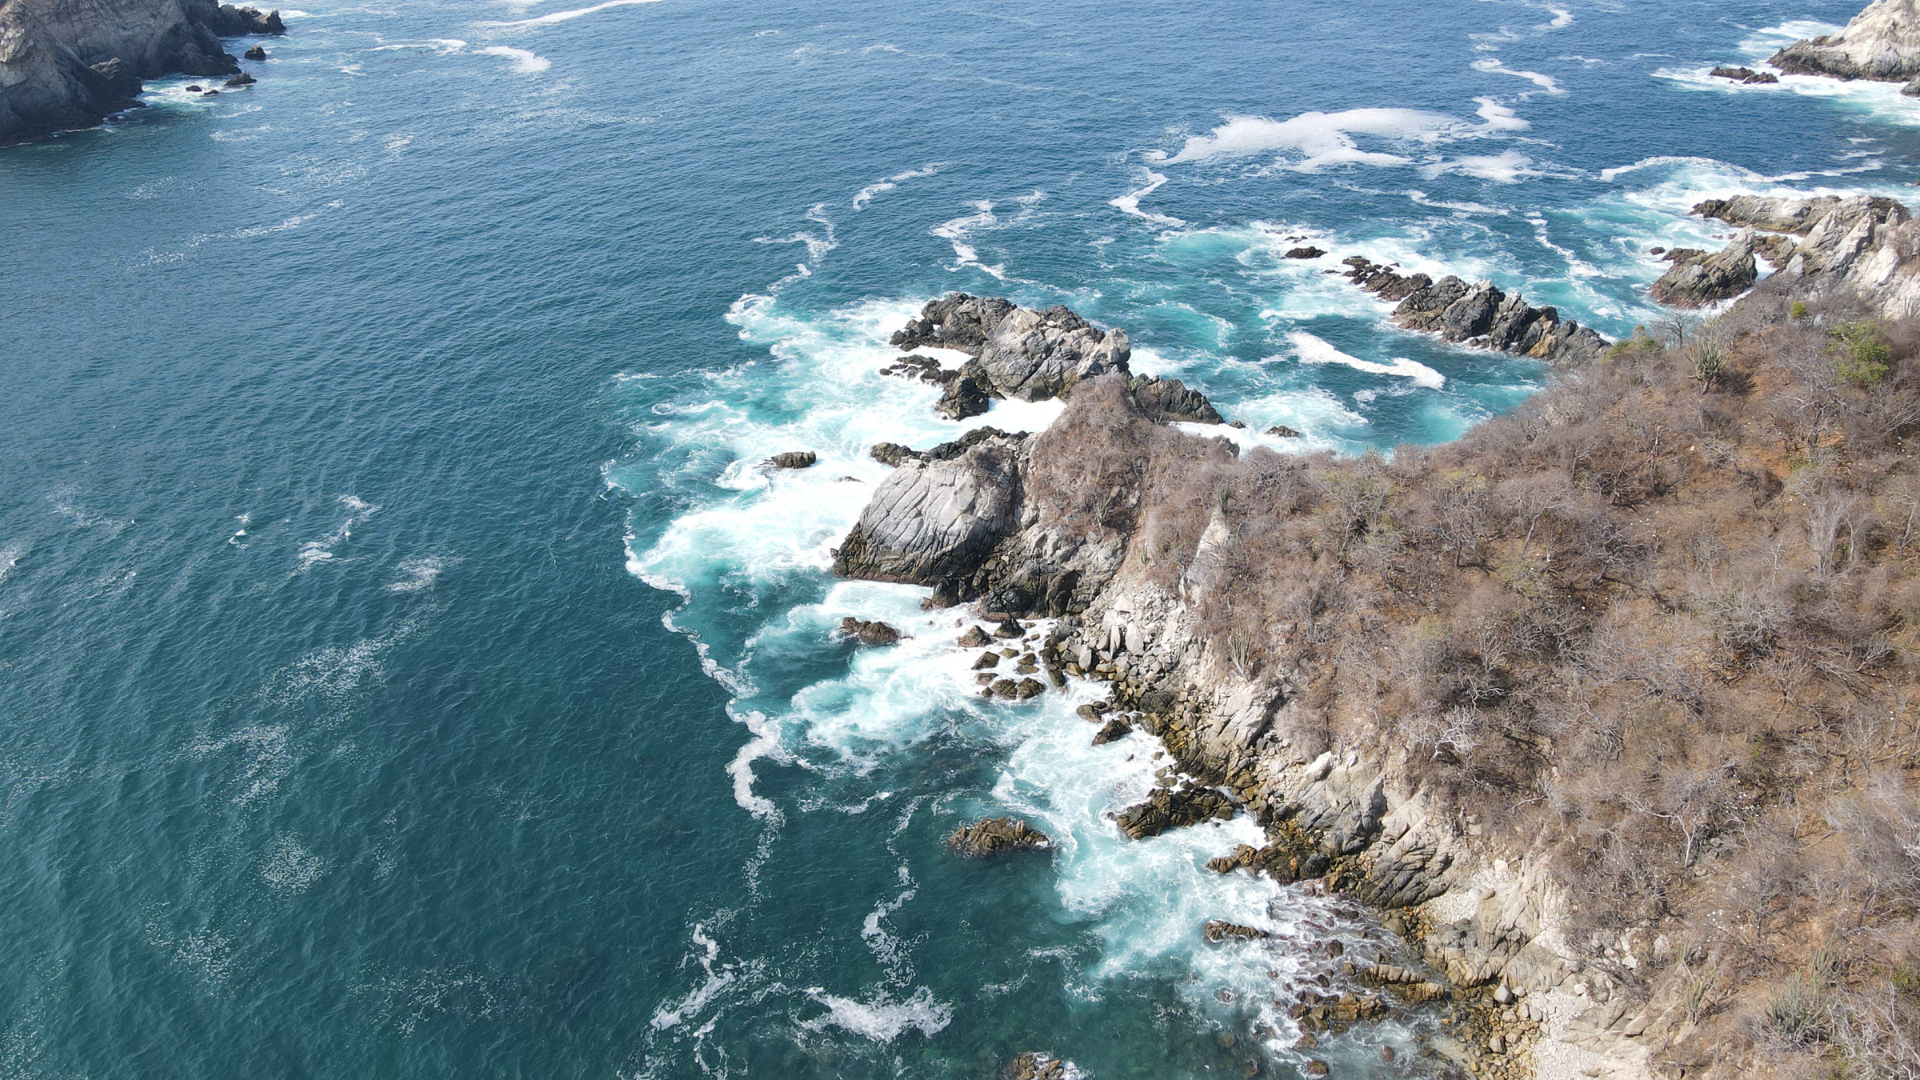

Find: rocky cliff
[837,277,1920,1078]
[1652,192,1920,316]
[1772,0,1920,83]
[0,0,282,145]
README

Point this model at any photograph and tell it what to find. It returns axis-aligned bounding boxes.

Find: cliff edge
[0,0,283,145]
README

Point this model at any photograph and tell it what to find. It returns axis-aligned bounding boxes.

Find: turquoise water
[1,1,1913,1076]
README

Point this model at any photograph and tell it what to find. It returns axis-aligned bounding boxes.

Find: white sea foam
[1420,149,1539,183]
[0,543,25,585]
[1471,57,1565,95]
[260,836,329,892]
[476,0,665,27]
[386,556,447,593]
[295,494,378,573]
[650,924,738,1030]
[932,200,1005,276]
[1110,168,1184,226]
[478,45,549,73]
[799,986,952,1043]
[1540,6,1572,29]
[1153,101,1529,173]
[1287,331,1446,389]
[852,163,942,210]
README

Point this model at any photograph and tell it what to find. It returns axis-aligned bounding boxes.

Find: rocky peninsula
[837,218,1920,1078]
[0,0,283,145]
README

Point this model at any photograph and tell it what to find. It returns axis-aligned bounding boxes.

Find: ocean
[0,0,1908,1075]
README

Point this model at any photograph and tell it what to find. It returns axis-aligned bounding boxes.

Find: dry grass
[1045,279,1920,1077]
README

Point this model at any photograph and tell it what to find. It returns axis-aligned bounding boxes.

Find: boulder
[766,450,817,469]
[1091,715,1133,745]
[243,44,267,60]
[223,71,253,86]
[1285,246,1327,259]
[957,624,992,648]
[838,617,901,646]
[947,817,1052,857]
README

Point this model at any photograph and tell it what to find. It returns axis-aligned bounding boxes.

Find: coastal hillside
[0,0,281,144]
[838,208,1920,1078]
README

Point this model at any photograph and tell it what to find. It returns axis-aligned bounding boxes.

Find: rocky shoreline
[1770,0,1920,87]
[0,0,284,146]
[833,219,1920,1076]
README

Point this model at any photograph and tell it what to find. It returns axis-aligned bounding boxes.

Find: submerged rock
[1204,920,1272,943]
[837,617,901,646]
[766,450,818,469]
[947,817,1052,857]
[1002,1052,1075,1080]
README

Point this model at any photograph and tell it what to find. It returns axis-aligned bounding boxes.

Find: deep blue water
[1,1,1913,1076]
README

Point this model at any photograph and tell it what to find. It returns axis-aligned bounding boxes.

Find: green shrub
[1829,321,1892,387]
[1791,301,1809,320]
[1692,338,1727,386]
[1766,972,1829,1045]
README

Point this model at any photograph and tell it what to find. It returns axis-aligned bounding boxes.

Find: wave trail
[477,0,665,28]
[1286,331,1446,389]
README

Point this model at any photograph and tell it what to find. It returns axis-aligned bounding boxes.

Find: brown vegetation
[1036,279,1920,1078]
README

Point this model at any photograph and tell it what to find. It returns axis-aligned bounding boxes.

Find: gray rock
[834,431,1025,587]
[891,293,1016,354]
[978,304,1131,401]
[766,450,817,469]
[947,817,1051,857]
[1650,229,1759,307]
[838,617,901,646]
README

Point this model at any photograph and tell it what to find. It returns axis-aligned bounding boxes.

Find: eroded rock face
[1772,0,1920,81]
[891,293,1016,354]
[833,430,1026,586]
[1128,375,1223,424]
[947,816,1052,857]
[1,0,285,145]
[1650,229,1760,307]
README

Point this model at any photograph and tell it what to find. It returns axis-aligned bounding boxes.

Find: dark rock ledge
[1341,257,1609,364]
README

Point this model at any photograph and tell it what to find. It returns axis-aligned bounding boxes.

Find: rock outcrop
[1708,65,1778,84]
[946,816,1052,857]
[1649,229,1760,307]
[1771,0,1920,82]
[884,294,1225,424]
[837,617,901,646]
[765,450,817,469]
[833,429,1026,587]
[1,0,284,144]
[1343,258,1610,363]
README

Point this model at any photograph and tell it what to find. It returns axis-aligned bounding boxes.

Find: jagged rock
[766,450,817,469]
[1015,677,1045,699]
[936,371,993,420]
[838,617,900,646]
[978,303,1131,401]
[1075,701,1109,721]
[1424,919,1528,986]
[1265,425,1301,438]
[958,624,992,648]
[1344,258,1608,363]
[223,71,253,86]
[1650,229,1759,307]
[892,293,1016,354]
[1285,246,1326,259]
[993,617,1023,639]
[1694,193,1905,235]
[1772,0,1920,82]
[1115,784,1234,838]
[947,817,1052,857]
[1709,64,1779,83]
[1001,1052,1073,1080]
[243,44,266,60]
[834,431,1025,587]
[1091,715,1133,745]
[1128,375,1223,424]
[1203,920,1271,942]
[878,354,950,384]
[972,651,1000,670]
[871,442,915,467]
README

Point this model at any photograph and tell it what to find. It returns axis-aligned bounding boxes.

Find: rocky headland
[0,0,283,145]
[838,253,1920,1078]
[1771,0,1920,87]
[1649,192,1920,313]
